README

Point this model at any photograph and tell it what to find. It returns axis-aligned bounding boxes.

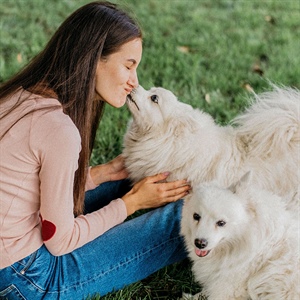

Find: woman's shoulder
[1,89,77,140]
[1,88,65,124]
[18,90,75,130]
[30,101,81,156]
[32,105,80,143]
[20,90,81,145]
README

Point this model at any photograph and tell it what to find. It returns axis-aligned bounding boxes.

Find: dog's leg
[180,292,207,300]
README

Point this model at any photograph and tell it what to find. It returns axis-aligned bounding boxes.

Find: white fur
[180,174,300,299]
[123,85,300,209]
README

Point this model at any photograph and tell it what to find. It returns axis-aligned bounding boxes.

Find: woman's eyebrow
[127,58,137,65]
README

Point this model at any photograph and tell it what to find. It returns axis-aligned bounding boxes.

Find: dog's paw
[180,292,194,300]
[180,292,206,300]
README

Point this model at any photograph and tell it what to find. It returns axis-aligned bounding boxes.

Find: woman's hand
[122,172,191,216]
[90,155,128,186]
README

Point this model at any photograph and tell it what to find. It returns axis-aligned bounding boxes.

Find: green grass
[1,0,299,298]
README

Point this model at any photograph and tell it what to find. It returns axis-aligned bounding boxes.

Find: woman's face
[95,38,142,108]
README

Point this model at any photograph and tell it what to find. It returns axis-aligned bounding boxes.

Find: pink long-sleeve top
[0,89,127,269]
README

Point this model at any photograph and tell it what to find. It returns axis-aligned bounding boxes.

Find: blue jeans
[0,180,186,299]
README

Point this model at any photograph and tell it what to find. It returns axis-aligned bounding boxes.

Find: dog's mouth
[126,94,140,111]
[195,248,211,257]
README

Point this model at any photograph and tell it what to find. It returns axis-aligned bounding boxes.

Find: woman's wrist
[89,164,109,186]
[121,192,139,216]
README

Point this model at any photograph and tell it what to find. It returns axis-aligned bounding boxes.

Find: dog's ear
[228,171,252,194]
[170,115,198,137]
[174,120,188,137]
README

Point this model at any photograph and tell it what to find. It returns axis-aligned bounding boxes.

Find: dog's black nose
[194,238,208,249]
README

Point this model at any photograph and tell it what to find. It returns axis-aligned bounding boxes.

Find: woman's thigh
[0,200,186,299]
[84,179,132,214]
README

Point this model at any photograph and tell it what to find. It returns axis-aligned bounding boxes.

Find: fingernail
[163,172,170,176]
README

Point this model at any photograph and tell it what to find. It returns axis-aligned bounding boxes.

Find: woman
[0,1,190,299]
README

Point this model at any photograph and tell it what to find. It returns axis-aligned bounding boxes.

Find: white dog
[123,85,299,209]
[180,173,300,299]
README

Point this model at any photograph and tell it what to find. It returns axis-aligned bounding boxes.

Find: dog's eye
[216,220,226,227]
[193,213,201,222]
[150,95,159,103]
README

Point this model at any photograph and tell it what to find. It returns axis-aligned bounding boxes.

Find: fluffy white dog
[123,85,299,209]
[180,173,300,299]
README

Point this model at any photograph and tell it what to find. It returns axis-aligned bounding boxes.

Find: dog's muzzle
[126,94,140,111]
[194,238,211,257]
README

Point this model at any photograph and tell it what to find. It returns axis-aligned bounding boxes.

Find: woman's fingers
[163,179,190,191]
[163,183,190,200]
[145,173,191,198]
[147,172,189,187]
[147,172,171,183]
[122,173,192,215]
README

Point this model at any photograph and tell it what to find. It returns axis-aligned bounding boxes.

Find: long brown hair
[0,1,142,215]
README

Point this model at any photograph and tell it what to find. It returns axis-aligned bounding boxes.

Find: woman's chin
[106,97,127,108]
[94,93,126,108]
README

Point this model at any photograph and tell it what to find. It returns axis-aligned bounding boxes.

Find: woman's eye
[150,95,159,103]
[216,220,226,227]
[193,213,201,222]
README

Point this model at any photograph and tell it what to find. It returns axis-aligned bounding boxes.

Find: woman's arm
[89,156,191,216]
[33,112,127,256]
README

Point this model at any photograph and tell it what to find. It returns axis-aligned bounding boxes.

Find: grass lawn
[1,0,299,299]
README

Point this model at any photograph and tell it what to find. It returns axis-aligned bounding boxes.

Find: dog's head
[126,85,193,131]
[181,173,252,258]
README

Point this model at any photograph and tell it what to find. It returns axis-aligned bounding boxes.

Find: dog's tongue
[195,248,209,257]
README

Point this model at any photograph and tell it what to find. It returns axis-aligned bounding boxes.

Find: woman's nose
[128,69,139,88]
